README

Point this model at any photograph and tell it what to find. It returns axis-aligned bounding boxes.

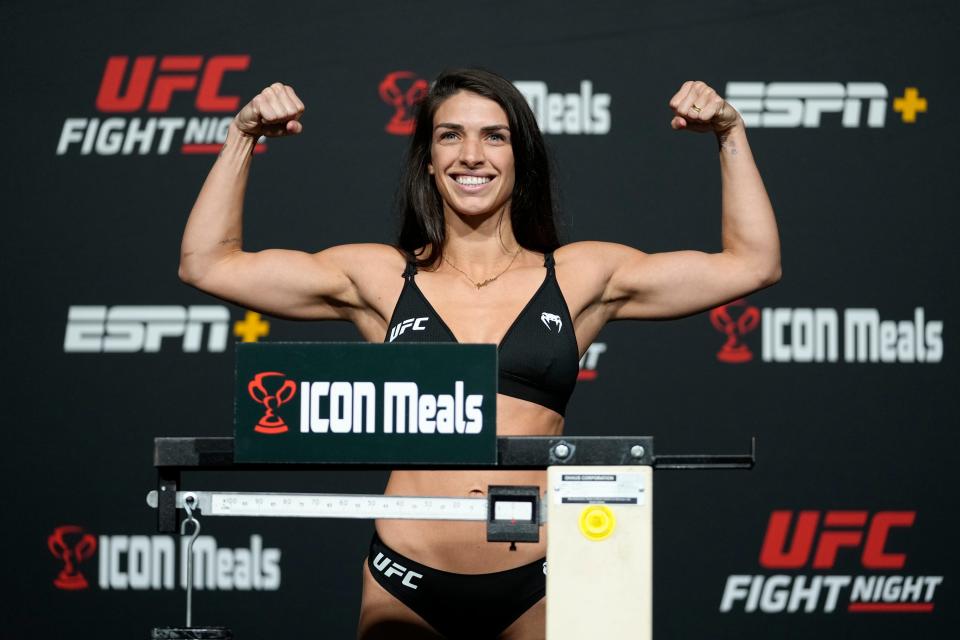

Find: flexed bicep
[185,243,402,322]
[605,247,777,320]
[599,78,781,320]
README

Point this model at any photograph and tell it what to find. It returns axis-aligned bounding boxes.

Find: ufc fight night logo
[719,510,943,614]
[57,55,267,155]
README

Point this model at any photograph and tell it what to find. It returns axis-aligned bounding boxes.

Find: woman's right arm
[179,83,392,321]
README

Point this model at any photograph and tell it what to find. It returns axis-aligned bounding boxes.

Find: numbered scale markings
[147,490,497,521]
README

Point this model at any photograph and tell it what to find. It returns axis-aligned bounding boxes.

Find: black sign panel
[235,343,497,464]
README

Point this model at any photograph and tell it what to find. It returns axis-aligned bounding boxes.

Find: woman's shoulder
[318,242,407,266]
[553,242,650,298]
[555,241,645,265]
[314,243,409,286]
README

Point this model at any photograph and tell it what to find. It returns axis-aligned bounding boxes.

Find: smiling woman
[178,68,780,639]
[397,69,558,277]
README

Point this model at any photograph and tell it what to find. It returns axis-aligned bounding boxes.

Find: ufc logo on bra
[389,317,428,342]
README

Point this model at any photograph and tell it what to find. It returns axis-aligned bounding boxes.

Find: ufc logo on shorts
[389,317,428,342]
[96,55,250,113]
[372,552,423,589]
[64,305,230,353]
[725,82,888,128]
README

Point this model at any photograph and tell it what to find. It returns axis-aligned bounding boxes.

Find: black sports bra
[384,253,579,415]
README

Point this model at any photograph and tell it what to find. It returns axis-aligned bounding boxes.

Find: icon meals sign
[235,343,497,464]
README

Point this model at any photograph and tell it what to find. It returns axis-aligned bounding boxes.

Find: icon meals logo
[49,525,281,592]
[710,301,944,364]
[249,377,485,436]
[57,55,267,156]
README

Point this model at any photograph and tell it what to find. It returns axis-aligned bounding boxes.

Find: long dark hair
[396,68,561,269]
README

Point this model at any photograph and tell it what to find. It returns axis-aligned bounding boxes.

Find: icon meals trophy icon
[248,371,297,434]
[48,525,97,590]
[151,495,232,640]
[710,298,760,363]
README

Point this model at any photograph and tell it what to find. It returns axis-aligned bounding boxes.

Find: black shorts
[367,532,546,638]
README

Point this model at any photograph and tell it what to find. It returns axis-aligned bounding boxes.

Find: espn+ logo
[64,305,231,353]
[720,510,943,614]
[57,55,266,156]
[725,82,927,128]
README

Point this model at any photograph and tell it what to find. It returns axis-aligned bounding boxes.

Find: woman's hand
[234,83,305,138]
[668,81,741,134]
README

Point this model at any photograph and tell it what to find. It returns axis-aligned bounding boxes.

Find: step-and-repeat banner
[5,0,955,637]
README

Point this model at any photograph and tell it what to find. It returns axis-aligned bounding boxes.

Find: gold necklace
[444,248,523,290]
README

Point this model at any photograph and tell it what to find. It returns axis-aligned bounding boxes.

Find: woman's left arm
[595,80,781,320]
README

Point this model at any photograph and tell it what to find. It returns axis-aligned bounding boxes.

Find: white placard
[552,472,645,505]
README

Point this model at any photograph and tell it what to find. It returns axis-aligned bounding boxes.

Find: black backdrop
[3,0,956,637]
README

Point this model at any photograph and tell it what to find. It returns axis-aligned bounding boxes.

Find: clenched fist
[668,81,740,134]
[234,83,305,138]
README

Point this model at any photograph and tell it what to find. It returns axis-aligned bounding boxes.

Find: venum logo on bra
[710,301,944,364]
[49,525,281,591]
[57,55,267,156]
[249,375,485,436]
[719,510,943,614]
[540,312,562,332]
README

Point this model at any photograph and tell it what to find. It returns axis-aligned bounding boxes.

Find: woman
[179,68,780,639]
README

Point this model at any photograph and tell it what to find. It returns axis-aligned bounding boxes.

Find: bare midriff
[375,394,564,573]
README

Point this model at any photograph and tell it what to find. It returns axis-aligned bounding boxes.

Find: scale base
[150,627,232,639]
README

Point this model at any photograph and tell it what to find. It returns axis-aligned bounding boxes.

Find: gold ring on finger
[691,104,702,113]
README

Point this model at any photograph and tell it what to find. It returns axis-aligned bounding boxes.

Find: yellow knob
[579,505,615,541]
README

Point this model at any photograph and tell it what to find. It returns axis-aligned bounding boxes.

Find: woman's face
[428,91,515,220]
